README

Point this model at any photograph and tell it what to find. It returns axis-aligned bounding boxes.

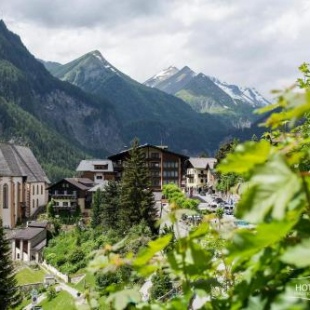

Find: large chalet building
[108,144,189,191]
[0,143,50,228]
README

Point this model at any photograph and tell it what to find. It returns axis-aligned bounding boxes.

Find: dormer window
[94,164,108,170]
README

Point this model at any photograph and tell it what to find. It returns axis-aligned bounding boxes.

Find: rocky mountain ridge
[144,66,270,128]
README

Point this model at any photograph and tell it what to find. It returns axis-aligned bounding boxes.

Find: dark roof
[48,178,94,191]
[108,143,189,161]
[13,227,45,240]
[32,239,46,251]
[0,143,50,183]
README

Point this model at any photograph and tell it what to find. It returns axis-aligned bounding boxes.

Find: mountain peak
[77,50,119,74]
[144,66,179,88]
[88,50,105,62]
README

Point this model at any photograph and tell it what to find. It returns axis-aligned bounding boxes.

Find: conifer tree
[101,181,120,231]
[0,218,17,309]
[119,139,157,233]
[91,189,103,229]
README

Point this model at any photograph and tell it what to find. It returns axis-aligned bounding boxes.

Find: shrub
[68,249,85,264]
[47,286,57,301]
[150,271,173,300]
[56,256,67,267]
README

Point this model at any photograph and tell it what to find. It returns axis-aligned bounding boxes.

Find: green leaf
[133,234,172,267]
[281,239,310,267]
[217,140,271,174]
[236,154,302,222]
[228,219,298,264]
[106,287,141,310]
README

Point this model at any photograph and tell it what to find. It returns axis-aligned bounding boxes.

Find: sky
[1,0,310,98]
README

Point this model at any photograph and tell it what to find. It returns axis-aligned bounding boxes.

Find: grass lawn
[39,290,77,310]
[12,296,32,310]
[15,266,46,285]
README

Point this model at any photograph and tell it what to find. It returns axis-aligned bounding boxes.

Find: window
[96,175,103,180]
[37,199,39,208]
[63,201,68,207]
[3,184,8,209]
[150,152,160,159]
[150,162,160,168]
[163,179,178,185]
[163,161,178,168]
[32,185,35,195]
[32,199,35,208]
[151,179,160,186]
[150,170,160,176]
[163,170,178,177]
[94,164,108,170]
[41,185,43,195]
[37,185,39,195]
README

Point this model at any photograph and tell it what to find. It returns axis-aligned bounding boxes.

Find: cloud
[2,0,168,28]
[2,0,310,97]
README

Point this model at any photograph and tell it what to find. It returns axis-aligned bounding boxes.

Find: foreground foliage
[86,65,310,309]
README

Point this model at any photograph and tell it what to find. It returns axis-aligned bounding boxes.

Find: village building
[76,159,115,183]
[185,157,217,192]
[0,143,50,228]
[108,144,189,191]
[7,221,48,263]
[47,178,94,215]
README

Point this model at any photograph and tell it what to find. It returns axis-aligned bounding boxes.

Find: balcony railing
[51,194,77,199]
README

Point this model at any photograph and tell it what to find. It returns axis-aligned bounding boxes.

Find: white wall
[0,176,23,228]
[29,182,48,216]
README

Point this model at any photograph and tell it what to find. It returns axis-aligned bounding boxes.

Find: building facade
[0,144,50,228]
[76,160,115,183]
[48,178,94,214]
[186,158,217,192]
[9,221,47,262]
[108,144,189,191]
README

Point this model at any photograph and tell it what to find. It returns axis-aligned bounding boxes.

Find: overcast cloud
[2,0,310,98]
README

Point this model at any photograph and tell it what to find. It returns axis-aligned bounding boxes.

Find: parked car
[224,205,234,215]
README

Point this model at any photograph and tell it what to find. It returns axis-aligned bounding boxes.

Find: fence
[41,261,70,283]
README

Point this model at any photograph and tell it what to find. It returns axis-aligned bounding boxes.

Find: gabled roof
[13,227,45,240]
[188,158,217,169]
[76,159,114,172]
[48,178,94,191]
[0,143,50,183]
[108,143,189,160]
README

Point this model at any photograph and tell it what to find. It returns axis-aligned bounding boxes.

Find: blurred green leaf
[281,239,310,267]
[217,140,271,174]
[236,154,302,221]
[229,219,298,264]
[134,234,172,265]
[106,287,141,310]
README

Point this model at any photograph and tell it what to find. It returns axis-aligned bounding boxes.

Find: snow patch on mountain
[210,76,269,107]
[144,66,179,87]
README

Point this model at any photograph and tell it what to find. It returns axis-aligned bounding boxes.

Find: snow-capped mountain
[144,66,270,128]
[44,51,232,154]
[144,66,179,88]
[210,77,269,108]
